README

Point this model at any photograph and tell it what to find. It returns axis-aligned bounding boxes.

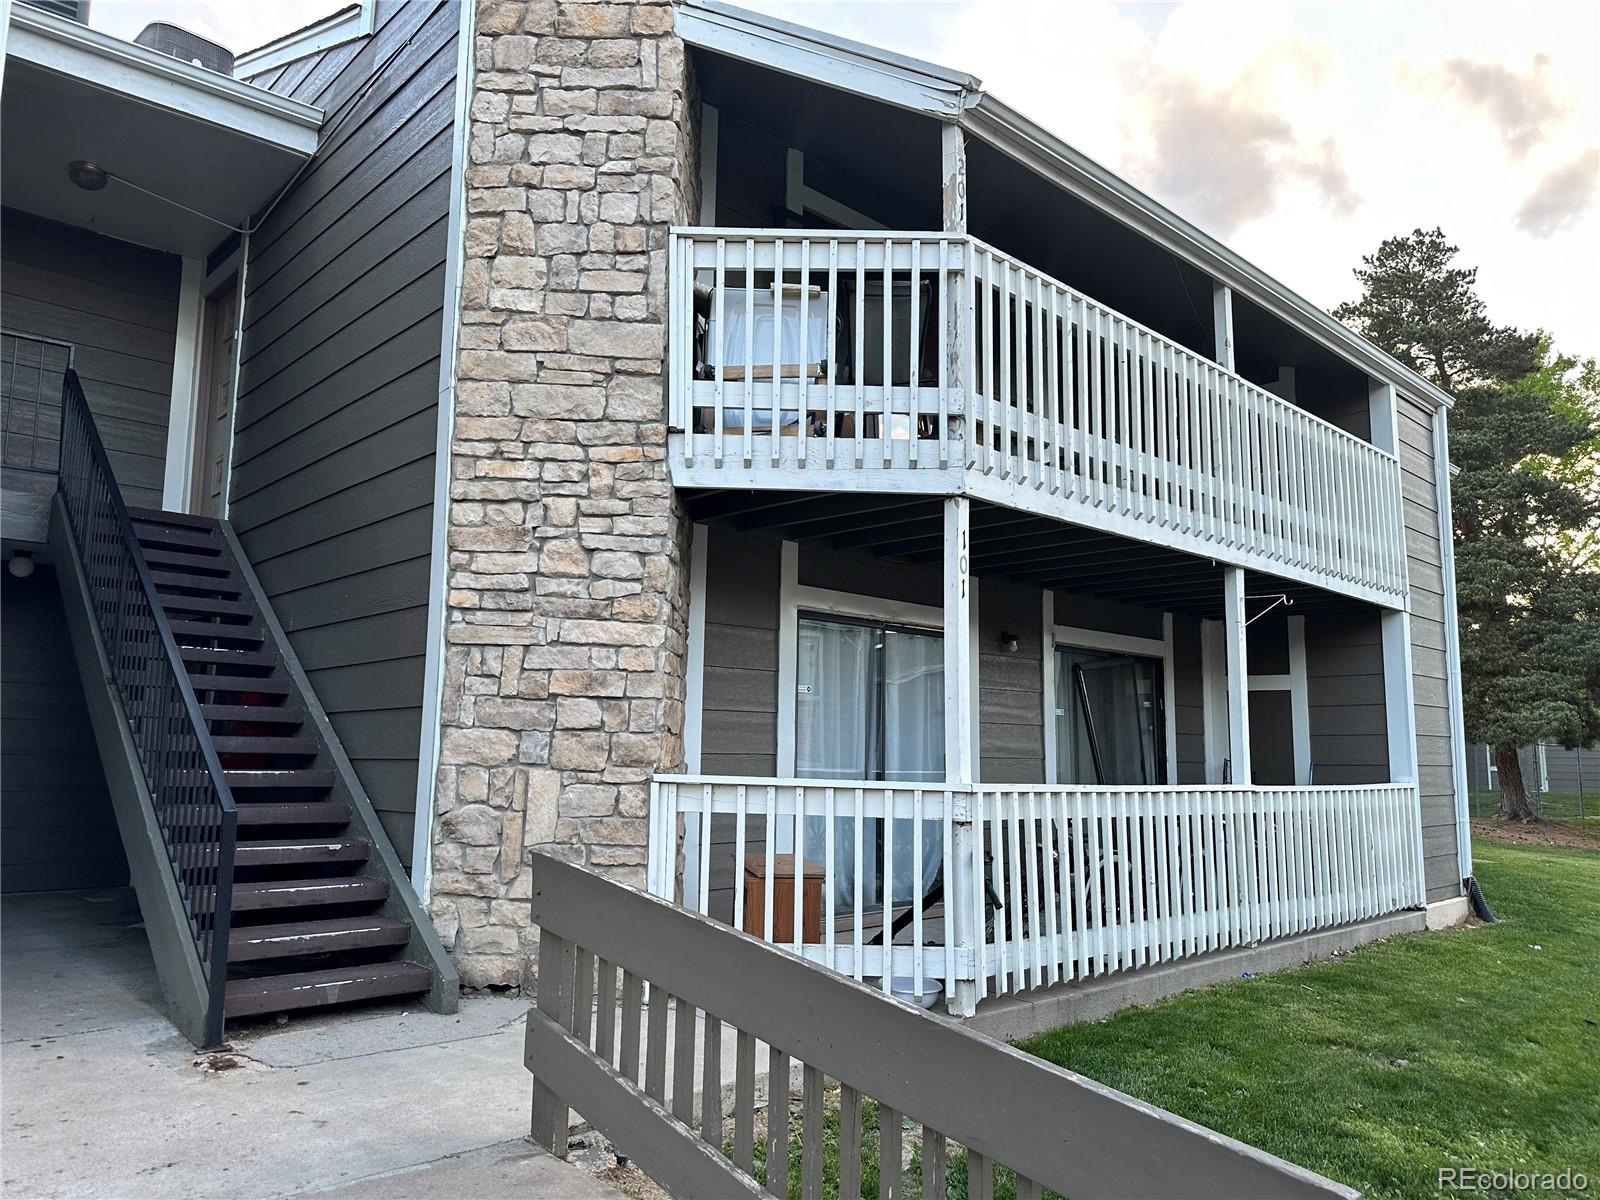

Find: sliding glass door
[795,615,944,908]
[1055,648,1167,785]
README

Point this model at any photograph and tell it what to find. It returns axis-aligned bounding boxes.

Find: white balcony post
[1223,566,1251,785]
[942,122,969,464]
[1212,283,1235,372]
[943,496,978,1016]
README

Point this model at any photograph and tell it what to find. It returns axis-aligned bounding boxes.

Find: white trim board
[1053,624,1165,659]
[410,0,476,899]
[1434,408,1472,884]
[8,5,322,153]
[698,102,719,225]
[775,540,800,777]
[677,0,973,118]
[233,0,377,77]
[161,256,205,512]
[218,246,248,520]
[785,147,884,229]
[1244,615,1311,786]
[793,584,943,631]
[683,523,710,774]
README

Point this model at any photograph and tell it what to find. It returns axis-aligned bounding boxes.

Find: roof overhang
[677,0,977,119]
[233,1,374,79]
[2,5,322,257]
[678,0,1456,412]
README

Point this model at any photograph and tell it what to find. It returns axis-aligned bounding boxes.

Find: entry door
[192,280,237,516]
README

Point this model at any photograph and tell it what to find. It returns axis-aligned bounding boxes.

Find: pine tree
[1337,230,1599,821]
[1334,227,1541,390]
[1452,359,1600,819]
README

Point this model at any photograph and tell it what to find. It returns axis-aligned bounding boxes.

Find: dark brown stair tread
[179,646,276,668]
[200,710,302,729]
[228,915,409,962]
[127,507,217,530]
[212,735,318,755]
[169,619,264,643]
[234,838,370,867]
[231,801,350,826]
[225,769,335,789]
[190,675,294,695]
[152,571,243,595]
[142,548,232,574]
[133,525,217,551]
[160,594,254,617]
[202,704,303,724]
[223,962,431,1017]
[232,877,388,911]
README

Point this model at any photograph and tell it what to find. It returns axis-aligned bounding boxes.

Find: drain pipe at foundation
[1466,876,1496,923]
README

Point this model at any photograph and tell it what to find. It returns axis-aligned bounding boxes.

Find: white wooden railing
[648,777,1425,1008]
[667,229,1407,601]
[968,783,1423,1001]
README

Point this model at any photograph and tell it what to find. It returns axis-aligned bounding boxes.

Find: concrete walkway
[1,889,622,1200]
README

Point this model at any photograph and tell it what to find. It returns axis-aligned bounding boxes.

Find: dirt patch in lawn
[1471,817,1600,849]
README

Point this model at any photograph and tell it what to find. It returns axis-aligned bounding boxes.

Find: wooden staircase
[128,506,437,1022]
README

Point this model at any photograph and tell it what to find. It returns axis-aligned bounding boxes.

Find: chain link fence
[1467,743,1593,819]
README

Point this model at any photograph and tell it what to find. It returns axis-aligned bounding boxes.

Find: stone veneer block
[430,0,700,990]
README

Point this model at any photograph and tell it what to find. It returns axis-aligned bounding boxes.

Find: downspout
[1434,407,1473,890]
[410,0,477,899]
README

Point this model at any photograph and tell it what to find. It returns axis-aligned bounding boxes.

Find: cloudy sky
[93,0,1599,353]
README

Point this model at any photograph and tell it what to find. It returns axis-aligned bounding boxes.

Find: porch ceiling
[682,489,1374,620]
[2,10,319,258]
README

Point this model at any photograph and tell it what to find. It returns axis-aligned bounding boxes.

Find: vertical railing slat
[765,1046,790,1198]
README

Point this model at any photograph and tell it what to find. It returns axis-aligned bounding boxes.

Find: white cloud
[1441,57,1563,160]
[1516,149,1600,238]
[747,0,1600,353]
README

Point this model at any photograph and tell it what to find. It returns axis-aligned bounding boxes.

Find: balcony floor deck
[682,488,1378,619]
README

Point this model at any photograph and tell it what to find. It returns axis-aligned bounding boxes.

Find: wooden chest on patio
[742,854,824,944]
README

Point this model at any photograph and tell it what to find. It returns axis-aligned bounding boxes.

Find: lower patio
[0,889,619,1200]
[666,489,1438,1019]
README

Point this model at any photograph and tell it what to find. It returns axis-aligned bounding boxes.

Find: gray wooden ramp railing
[525,853,1360,1200]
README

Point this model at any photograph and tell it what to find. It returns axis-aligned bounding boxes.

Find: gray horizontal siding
[1399,398,1462,900]
[2,565,126,893]
[980,580,1043,784]
[1305,610,1389,785]
[1,208,179,521]
[699,527,778,919]
[1172,615,1205,784]
[229,0,458,866]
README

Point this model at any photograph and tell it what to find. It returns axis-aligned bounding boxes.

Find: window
[795,614,943,907]
[1054,647,1167,785]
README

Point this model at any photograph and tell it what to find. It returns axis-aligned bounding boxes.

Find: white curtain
[796,618,944,910]
[882,630,945,905]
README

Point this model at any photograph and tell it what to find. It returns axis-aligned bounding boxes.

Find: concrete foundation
[1426,895,1472,930]
[966,910,1428,1043]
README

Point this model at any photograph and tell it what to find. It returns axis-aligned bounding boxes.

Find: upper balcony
[666,229,1407,609]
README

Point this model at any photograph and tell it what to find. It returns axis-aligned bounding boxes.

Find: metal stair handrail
[56,369,237,1047]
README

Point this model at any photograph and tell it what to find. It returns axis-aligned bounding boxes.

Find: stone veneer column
[430,0,698,988]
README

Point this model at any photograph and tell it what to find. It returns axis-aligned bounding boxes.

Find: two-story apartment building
[0,0,1473,1045]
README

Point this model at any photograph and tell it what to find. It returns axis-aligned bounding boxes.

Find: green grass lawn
[1019,832,1600,1199]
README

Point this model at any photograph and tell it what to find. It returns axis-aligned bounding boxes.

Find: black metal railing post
[55,370,238,1047]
